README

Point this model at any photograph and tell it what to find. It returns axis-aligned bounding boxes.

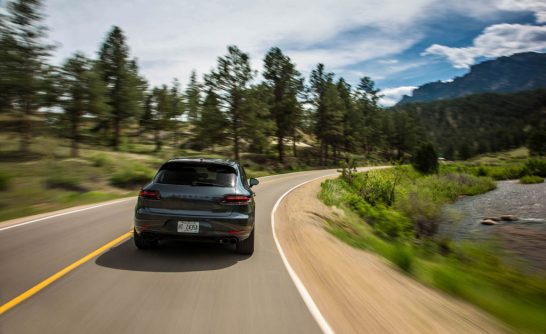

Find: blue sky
[18,0,546,105]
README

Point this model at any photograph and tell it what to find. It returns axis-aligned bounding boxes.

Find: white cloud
[497,0,546,23]
[348,59,427,82]
[423,24,546,68]
[378,59,399,64]
[39,0,546,87]
[379,86,417,107]
[43,0,439,86]
[289,36,420,73]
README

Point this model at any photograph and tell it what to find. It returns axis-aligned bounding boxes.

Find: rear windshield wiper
[191,181,225,187]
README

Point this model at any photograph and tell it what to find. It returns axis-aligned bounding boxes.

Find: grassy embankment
[467,147,546,183]
[0,132,317,222]
[319,155,546,333]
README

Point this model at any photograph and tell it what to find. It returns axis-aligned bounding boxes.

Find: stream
[440,180,546,273]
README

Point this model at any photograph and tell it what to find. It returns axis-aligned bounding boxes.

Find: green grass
[442,156,546,181]
[520,175,544,184]
[319,167,546,333]
[0,171,11,191]
[89,153,113,168]
[469,147,530,164]
[109,162,155,188]
[0,134,165,221]
[0,132,321,222]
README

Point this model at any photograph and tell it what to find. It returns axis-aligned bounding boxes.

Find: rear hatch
[143,162,239,217]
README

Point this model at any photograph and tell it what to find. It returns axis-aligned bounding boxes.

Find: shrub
[0,172,11,191]
[45,172,85,192]
[440,173,496,196]
[320,179,350,206]
[352,170,395,206]
[520,175,544,184]
[346,193,413,240]
[523,158,546,177]
[110,163,154,188]
[398,189,442,237]
[527,125,546,156]
[476,165,487,176]
[485,165,525,180]
[388,245,414,273]
[89,153,112,168]
[432,267,463,295]
[412,143,439,174]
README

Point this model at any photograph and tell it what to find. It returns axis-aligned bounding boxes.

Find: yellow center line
[0,230,133,315]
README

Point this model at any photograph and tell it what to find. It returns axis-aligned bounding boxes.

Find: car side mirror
[249,178,259,187]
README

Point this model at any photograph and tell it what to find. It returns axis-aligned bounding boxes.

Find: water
[441,180,546,272]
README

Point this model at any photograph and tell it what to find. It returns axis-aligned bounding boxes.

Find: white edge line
[271,173,337,334]
[0,197,135,232]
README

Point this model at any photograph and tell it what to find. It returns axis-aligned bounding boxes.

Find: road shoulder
[274,177,507,334]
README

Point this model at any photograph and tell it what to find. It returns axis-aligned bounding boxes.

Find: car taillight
[222,195,251,205]
[139,189,161,200]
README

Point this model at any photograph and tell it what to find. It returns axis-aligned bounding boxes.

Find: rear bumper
[134,210,254,242]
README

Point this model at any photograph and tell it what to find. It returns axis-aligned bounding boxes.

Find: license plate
[177,221,199,233]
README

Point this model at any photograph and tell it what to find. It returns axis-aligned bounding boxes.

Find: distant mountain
[398,52,546,105]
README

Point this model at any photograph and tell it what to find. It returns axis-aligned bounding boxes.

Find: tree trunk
[112,118,120,151]
[319,141,325,165]
[292,133,297,158]
[234,134,239,161]
[233,102,240,161]
[277,134,285,164]
[154,128,161,152]
[292,128,298,158]
[19,103,32,153]
[71,118,79,157]
[19,116,31,153]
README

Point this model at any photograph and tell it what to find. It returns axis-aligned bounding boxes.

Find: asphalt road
[0,169,341,334]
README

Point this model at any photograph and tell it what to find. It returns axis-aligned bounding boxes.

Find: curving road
[0,169,342,334]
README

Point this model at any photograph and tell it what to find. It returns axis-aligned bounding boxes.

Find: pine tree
[195,88,228,149]
[309,63,334,164]
[354,76,382,155]
[391,111,423,160]
[412,142,439,174]
[0,0,54,152]
[242,83,275,154]
[263,47,304,163]
[146,85,178,151]
[98,26,144,150]
[205,46,254,161]
[336,78,358,152]
[322,82,345,162]
[169,78,184,146]
[527,121,546,156]
[60,53,87,157]
[60,53,110,157]
[185,70,202,123]
[356,76,381,107]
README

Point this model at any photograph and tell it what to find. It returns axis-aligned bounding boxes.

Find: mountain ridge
[397,52,546,105]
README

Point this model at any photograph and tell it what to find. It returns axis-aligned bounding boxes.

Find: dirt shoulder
[274,177,507,334]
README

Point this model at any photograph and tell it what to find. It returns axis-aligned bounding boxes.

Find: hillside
[398,52,546,105]
[393,89,546,159]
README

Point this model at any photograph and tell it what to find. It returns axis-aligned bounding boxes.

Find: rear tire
[133,229,158,250]
[236,228,254,255]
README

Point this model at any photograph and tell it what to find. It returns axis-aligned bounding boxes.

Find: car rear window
[155,163,237,187]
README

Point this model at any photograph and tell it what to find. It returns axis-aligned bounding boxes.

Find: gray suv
[133,158,259,255]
